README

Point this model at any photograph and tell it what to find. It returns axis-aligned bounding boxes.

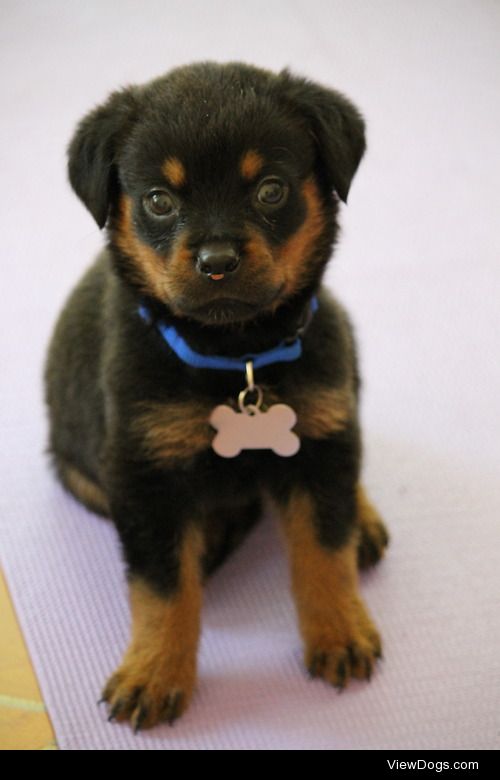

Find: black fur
[45,61,366,597]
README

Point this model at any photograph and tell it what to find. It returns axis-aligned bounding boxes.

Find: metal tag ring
[238,385,263,413]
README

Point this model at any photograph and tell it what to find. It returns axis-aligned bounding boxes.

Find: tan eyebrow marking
[162,157,187,188]
[240,149,264,181]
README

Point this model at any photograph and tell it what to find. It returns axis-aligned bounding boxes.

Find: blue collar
[138,297,318,372]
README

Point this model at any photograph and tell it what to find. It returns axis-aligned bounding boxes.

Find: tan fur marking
[102,525,204,728]
[162,156,187,188]
[115,195,169,300]
[280,490,360,635]
[133,381,353,467]
[157,236,198,308]
[114,195,198,311]
[242,178,325,313]
[128,526,203,658]
[133,400,214,464]
[243,229,284,305]
[276,178,326,298]
[61,464,110,516]
[238,382,354,438]
[292,385,354,437]
[240,149,264,180]
[278,489,381,686]
[244,229,274,264]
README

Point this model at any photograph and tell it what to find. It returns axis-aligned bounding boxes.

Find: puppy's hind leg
[54,458,110,518]
[201,497,262,579]
[356,485,389,570]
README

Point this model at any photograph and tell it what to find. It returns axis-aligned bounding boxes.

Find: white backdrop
[1,0,499,749]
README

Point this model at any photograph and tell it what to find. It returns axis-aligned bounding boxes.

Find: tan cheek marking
[159,238,196,306]
[276,177,326,297]
[133,400,214,464]
[162,157,187,188]
[114,195,169,300]
[102,526,204,727]
[243,229,285,298]
[244,230,274,264]
[115,197,193,314]
[240,149,264,180]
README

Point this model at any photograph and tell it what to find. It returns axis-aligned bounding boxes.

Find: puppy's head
[68,62,365,325]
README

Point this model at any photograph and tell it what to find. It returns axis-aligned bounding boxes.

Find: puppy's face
[69,63,365,325]
[115,108,322,324]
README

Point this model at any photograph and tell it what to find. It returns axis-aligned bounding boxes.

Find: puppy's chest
[132,380,354,465]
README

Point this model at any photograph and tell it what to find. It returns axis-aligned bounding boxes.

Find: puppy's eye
[143,190,177,218]
[256,177,289,208]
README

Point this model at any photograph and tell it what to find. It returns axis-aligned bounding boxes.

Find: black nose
[196,242,240,277]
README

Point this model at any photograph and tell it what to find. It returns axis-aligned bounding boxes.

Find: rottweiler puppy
[45,62,389,731]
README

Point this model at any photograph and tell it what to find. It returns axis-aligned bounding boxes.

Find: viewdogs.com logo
[387,760,479,772]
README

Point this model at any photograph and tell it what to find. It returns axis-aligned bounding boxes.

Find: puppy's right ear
[68,87,140,228]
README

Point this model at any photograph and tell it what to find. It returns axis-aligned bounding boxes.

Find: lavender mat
[2,0,500,750]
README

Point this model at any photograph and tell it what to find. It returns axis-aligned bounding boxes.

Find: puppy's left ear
[277,70,366,202]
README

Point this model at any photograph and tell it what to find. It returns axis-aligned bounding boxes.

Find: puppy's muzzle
[196,242,240,280]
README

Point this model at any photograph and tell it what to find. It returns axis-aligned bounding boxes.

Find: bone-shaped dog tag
[210,403,300,458]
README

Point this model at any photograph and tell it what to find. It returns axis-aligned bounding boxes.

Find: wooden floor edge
[0,568,58,749]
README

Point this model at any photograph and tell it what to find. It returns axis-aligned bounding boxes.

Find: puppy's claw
[161,691,184,725]
[305,622,382,691]
[107,700,123,722]
[334,658,347,690]
[132,705,148,734]
[308,651,327,679]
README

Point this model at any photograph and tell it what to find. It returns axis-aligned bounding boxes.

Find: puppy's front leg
[276,445,381,687]
[101,470,203,730]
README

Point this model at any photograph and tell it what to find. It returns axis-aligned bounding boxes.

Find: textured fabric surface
[1,0,499,750]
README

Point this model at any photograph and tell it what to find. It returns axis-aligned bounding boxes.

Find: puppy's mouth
[175,286,284,325]
[193,297,258,321]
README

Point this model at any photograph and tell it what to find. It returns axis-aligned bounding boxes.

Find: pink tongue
[210,273,225,281]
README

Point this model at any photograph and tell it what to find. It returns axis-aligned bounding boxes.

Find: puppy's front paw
[101,654,195,731]
[304,602,382,689]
